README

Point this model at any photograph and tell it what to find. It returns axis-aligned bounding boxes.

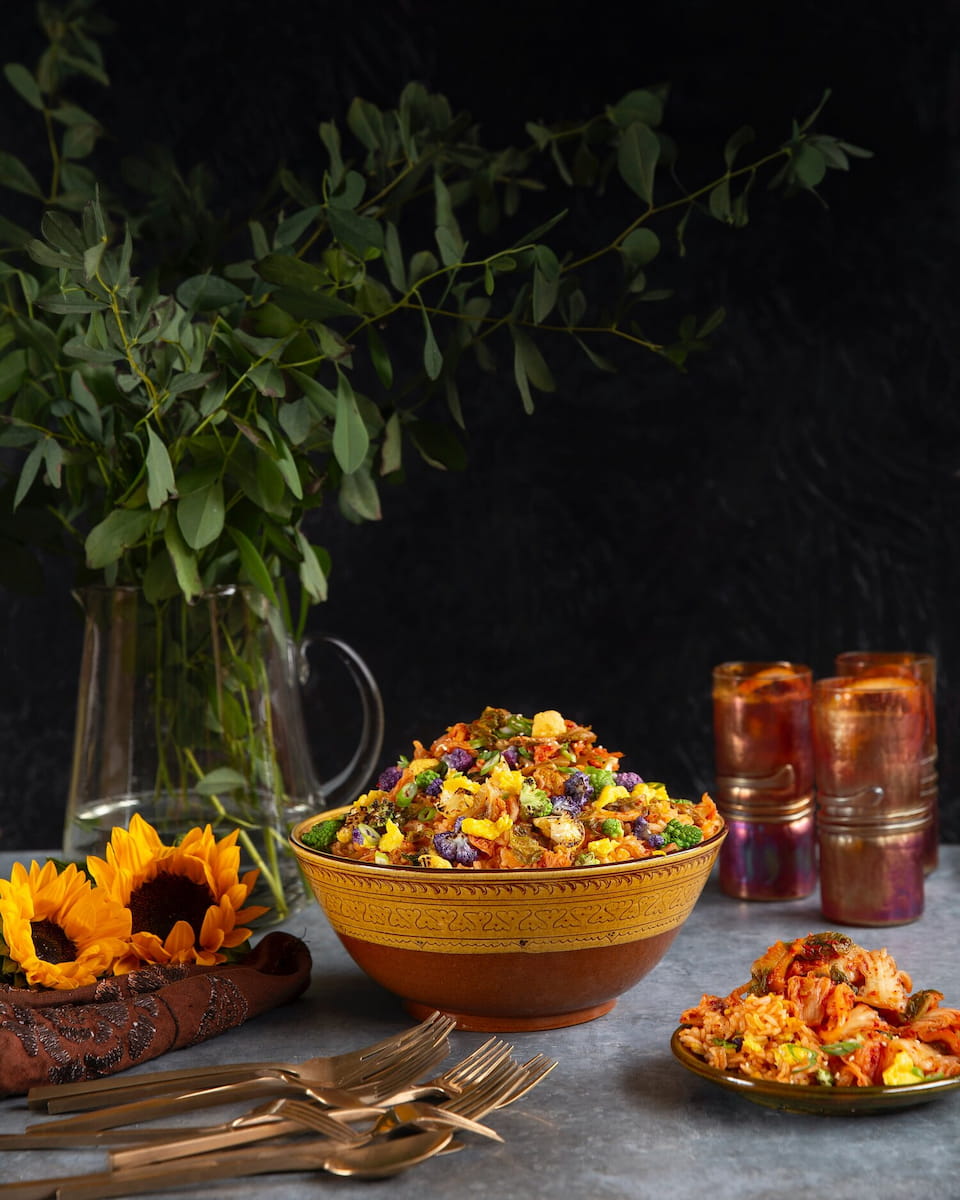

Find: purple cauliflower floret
[501,745,520,768]
[442,747,475,773]
[557,771,594,814]
[614,771,643,791]
[647,833,666,849]
[377,765,403,791]
[424,776,443,797]
[432,818,480,866]
[632,817,652,841]
[551,794,584,818]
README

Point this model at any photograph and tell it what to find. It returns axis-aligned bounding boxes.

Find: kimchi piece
[308,706,723,869]
[677,932,960,1086]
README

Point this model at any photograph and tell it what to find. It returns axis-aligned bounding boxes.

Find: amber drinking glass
[712,662,815,901]
[834,650,938,873]
[813,674,926,926]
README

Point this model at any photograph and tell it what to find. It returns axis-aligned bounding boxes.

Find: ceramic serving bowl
[290,810,726,1031]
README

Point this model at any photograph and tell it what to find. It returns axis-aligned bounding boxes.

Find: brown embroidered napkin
[0,932,311,1096]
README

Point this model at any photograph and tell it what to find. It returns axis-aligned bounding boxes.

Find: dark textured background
[1,0,959,849]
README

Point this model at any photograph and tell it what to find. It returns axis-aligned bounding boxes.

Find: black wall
[1,0,958,849]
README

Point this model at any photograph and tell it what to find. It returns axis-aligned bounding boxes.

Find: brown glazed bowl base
[403,998,618,1032]
[338,928,677,1031]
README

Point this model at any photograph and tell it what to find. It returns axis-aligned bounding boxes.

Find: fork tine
[357,1037,452,1101]
[483,1055,559,1109]
[333,1013,453,1089]
[441,1039,515,1088]
[441,1061,530,1120]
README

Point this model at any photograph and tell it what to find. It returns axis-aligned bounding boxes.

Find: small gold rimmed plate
[670,1029,960,1116]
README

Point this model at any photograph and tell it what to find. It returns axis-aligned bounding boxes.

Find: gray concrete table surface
[1,848,958,1200]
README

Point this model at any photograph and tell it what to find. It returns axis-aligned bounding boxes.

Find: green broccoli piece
[584,767,617,796]
[661,819,703,850]
[519,783,554,819]
[600,817,624,838]
[575,851,600,866]
[301,817,345,851]
[415,769,441,789]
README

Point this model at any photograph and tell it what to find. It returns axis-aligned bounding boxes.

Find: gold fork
[106,1039,515,1169]
[24,1031,451,1135]
[28,1010,454,1113]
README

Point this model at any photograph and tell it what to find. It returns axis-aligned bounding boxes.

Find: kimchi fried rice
[302,706,723,869]
[678,932,960,1086]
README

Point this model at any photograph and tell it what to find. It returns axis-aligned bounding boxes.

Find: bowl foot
[404,998,618,1032]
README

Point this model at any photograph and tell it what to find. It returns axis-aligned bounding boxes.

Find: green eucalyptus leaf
[608,88,665,130]
[327,205,383,257]
[512,327,555,396]
[0,151,43,197]
[380,410,403,475]
[40,210,86,256]
[709,178,732,222]
[332,373,369,474]
[383,221,406,291]
[13,439,45,509]
[228,526,279,607]
[288,369,338,419]
[277,396,314,445]
[0,349,27,404]
[617,122,660,204]
[70,370,103,440]
[271,288,358,321]
[366,324,394,389]
[86,508,152,569]
[573,334,616,372]
[141,549,180,603]
[194,767,249,795]
[408,250,438,286]
[4,63,43,110]
[145,427,177,510]
[176,274,245,311]
[340,463,381,522]
[421,307,443,380]
[793,142,827,189]
[295,530,328,603]
[319,120,345,186]
[26,240,79,269]
[162,520,201,604]
[619,227,661,267]
[275,205,323,248]
[177,477,224,549]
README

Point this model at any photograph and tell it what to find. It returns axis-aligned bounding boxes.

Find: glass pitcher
[63,585,384,919]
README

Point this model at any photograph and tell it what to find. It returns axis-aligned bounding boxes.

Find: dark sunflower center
[30,919,78,964]
[129,873,214,940]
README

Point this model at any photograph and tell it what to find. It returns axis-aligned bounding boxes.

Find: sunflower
[86,814,270,970]
[0,860,132,989]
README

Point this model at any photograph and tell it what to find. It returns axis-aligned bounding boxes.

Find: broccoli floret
[415,768,442,789]
[584,767,616,796]
[575,851,600,866]
[519,783,554,818]
[301,817,344,851]
[600,817,624,838]
[661,819,703,850]
[358,798,402,831]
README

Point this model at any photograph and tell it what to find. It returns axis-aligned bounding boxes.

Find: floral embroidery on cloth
[0,931,311,1095]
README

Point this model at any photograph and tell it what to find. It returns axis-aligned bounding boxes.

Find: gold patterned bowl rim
[290,808,727,883]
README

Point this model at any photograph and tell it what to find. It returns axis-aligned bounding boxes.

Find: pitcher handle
[301,634,385,808]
